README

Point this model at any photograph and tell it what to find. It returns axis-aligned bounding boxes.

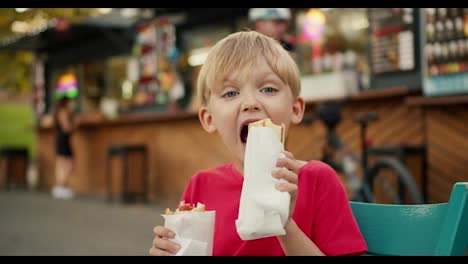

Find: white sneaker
[51,186,60,197]
[61,187,74,199]
[52,186,74,200]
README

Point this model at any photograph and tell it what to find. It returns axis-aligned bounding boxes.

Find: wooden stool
[0,147,29,190]
[106,145,148,204]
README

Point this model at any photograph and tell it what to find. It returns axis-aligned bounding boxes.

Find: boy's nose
[242,98,261,112]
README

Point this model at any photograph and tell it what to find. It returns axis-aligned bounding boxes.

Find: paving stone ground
[0,189,176,255]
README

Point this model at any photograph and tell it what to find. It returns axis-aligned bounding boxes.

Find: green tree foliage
[0,51,33,95]
[0,8,102,94]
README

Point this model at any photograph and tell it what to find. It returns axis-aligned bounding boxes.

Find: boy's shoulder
[301,160,336,175]
[299,160,341,184]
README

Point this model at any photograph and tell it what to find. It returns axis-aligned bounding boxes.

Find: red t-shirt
[180,160,367,256]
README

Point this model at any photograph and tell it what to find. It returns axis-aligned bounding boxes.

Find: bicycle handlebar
[300,112,317,125]
[355,112,379,124]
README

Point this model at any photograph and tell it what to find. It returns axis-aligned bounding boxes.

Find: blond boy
[150,31,366,256]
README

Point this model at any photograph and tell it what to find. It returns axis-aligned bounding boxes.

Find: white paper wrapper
[162,211,216,256]
[235,126,290,240]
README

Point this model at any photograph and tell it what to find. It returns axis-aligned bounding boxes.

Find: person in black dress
[52,97,75,199]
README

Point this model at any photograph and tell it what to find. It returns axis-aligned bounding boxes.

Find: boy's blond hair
[196,31,300,106]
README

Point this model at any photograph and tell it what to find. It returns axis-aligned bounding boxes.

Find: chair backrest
[435,182,468,255]
[350,182,468,256]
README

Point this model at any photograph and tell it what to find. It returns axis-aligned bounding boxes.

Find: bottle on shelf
[437,8,447,20]
[435,20,445,42]
[464,9,468,37]
[426,22,435,43]
[455,16,464,39]
[449,8,459,18]
[445,19,455,40]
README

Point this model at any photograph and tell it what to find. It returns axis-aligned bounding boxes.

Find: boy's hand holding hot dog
[150,201,215,256]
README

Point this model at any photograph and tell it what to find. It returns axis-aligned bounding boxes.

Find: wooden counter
[38,111,234,203]
[37,90,468,204]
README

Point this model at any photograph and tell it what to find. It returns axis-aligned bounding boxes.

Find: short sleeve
[301,162,367,256]
[180,175,198,204]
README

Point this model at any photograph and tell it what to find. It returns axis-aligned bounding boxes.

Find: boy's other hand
[277,150,307,174]
[273,150,308,220]
[149,226,181,256]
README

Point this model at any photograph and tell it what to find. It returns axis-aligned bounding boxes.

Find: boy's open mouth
[240,118,263,145]
[240,125,249,144]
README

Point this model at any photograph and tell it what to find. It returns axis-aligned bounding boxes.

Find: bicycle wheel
[362,158,424,204]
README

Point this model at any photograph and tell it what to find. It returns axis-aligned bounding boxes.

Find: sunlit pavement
[0,189,174,256]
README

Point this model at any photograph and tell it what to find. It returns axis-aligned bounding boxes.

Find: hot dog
[164,201,206,215]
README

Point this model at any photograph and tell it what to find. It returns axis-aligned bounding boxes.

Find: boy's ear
[199,106,217,133]
[291,96,305,125]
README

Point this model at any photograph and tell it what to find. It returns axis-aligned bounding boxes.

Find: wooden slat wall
[289,98,426,202]
[425,106,468,203]
[291,98,425,158]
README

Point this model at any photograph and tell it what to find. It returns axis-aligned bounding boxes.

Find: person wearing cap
[249,8,294,52]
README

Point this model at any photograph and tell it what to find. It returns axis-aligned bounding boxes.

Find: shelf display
[296,9,369,79]
[131,18,184,110]
[294,8,370,101]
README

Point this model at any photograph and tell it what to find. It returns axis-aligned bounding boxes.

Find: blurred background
[0,8,467,255]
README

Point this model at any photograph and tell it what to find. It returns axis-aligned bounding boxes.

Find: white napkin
[235,126,290,240]
[162,211,216,256]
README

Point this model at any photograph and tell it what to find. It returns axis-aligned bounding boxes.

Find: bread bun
[248,118,285,144]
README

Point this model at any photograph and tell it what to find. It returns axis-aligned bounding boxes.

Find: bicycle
[302,102,425,204]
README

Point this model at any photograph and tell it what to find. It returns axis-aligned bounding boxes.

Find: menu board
[369,8,416,74]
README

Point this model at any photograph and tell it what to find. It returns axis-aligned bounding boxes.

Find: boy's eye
[222,91,239,98]
[260,87,278,93]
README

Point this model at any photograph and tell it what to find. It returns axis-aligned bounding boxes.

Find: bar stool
[106,144,149,204]
[0,147,29,190]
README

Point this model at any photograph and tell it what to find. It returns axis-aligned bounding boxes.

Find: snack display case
[422,8,468,96]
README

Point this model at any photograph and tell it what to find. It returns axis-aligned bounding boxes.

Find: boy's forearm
[277,219,325,256]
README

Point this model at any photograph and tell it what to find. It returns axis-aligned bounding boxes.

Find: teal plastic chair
[350,182,468,256]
